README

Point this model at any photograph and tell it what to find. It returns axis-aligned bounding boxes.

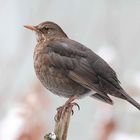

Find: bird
[24,21,140,118]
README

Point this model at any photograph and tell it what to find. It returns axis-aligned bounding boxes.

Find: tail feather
[121,90,140,110]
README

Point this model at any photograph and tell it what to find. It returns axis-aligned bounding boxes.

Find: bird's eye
[41,26,49,33]
[43,27,49,31]
[41,27,53,35]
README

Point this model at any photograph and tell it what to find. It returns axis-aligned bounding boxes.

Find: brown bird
[24,21,140,117]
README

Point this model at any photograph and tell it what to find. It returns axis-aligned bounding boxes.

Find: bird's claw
[71,102,80,116]
[71,102,80,110]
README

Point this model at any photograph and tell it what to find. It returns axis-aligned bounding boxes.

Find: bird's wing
[88,54,121,89]
[45,38,121,99]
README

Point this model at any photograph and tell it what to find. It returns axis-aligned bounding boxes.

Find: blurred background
[0,0,140,140]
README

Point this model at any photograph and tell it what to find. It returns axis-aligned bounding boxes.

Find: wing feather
[45,38,122,103]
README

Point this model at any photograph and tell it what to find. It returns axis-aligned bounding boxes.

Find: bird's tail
[121,90,140,110]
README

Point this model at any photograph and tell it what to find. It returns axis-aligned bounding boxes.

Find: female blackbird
[24,21,140,114]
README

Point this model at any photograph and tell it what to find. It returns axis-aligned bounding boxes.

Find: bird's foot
[55,101,80,121]
[56,102,80,121]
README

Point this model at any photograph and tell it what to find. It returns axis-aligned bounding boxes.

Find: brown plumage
[24,21,140,111]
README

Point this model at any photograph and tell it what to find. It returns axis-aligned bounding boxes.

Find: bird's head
[24,21,67,41]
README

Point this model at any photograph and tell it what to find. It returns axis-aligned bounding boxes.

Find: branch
[44,105,73,140]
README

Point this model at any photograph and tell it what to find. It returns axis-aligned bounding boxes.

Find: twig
[44,105,73,140]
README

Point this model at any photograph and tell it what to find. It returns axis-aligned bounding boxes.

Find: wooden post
[44,105,73,140]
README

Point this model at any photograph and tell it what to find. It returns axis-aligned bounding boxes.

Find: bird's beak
[24,25,37,31]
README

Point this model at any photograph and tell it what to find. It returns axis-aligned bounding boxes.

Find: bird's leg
[56,96,80,121]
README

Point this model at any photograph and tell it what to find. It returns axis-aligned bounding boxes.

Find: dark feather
[91,93,113,105]
[44,38,140,110]
[46,38,121,91]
